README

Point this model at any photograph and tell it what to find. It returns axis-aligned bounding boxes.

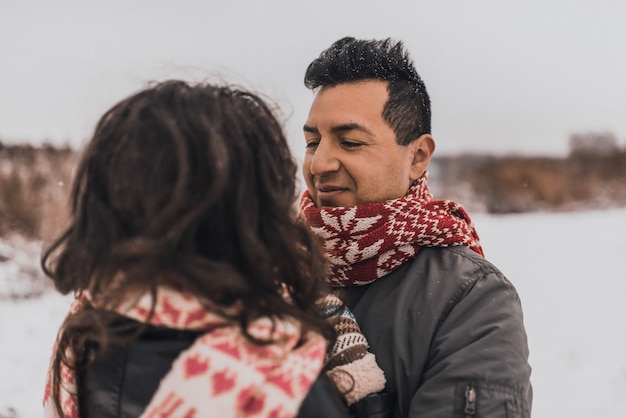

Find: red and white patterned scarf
[43,288,327,418]
[300,175,484,286]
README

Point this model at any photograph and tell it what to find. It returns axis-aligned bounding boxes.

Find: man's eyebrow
[302,123,373,135]
[331,123,373,135]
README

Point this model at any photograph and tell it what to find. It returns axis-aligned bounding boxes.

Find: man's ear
[409,134,435,181]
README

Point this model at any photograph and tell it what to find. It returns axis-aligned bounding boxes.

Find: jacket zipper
[464,384,476,417]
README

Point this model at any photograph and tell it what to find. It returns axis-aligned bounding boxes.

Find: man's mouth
[317,185,344,193]
[314,185,348,207]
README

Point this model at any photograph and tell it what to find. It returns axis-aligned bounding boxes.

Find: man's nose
[309,139,340,176]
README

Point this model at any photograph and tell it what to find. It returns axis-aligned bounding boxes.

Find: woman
[41,80,354,417]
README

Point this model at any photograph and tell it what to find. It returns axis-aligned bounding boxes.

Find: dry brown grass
[434,150,626,213]
[472,152,626,213]
[1,141,625,241]
[0,142,77,241]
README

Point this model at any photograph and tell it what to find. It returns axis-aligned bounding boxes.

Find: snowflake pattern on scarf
[300,175,484,286]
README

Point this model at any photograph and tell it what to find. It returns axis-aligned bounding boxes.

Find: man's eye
[341,141,363,148]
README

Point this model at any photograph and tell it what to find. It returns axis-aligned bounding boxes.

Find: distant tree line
[1,132,626,241]
[431,132,626,213]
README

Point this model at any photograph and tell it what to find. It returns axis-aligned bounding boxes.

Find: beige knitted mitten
[317,293,386,405]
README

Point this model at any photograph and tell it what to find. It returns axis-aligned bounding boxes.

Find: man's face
[303,80,429,207]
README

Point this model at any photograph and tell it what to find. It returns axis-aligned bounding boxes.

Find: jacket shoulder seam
[433,246,505,333]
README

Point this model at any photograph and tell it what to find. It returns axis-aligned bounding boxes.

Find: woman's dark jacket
[346,246,532,418]
[77,318,350,418]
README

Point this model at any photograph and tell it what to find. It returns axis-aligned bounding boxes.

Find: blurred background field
[3,132,626,241]
[2,133,625,300]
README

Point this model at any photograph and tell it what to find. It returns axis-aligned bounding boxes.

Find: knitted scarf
[300,175,484,286]
[43,288,328,418]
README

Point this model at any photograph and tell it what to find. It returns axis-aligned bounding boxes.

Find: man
[299,37,532,417]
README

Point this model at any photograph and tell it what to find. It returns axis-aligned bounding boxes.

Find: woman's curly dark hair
[42,80,332,416]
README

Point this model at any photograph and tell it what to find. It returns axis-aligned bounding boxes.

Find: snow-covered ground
[0,292,71,418]
[472,207,626,417]
[1,208,626,417]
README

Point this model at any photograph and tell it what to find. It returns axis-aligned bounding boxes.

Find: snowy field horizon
[1,207,625,417]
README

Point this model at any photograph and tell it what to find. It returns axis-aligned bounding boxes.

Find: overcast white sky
[1,0,625,160]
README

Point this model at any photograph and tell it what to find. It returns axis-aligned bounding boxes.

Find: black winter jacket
[345,246,532,418]
[77,317,350,418]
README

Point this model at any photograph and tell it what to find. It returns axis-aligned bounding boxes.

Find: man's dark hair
[304,36,431,145]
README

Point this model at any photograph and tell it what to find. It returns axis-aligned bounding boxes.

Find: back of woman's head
[43,80,328,322]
